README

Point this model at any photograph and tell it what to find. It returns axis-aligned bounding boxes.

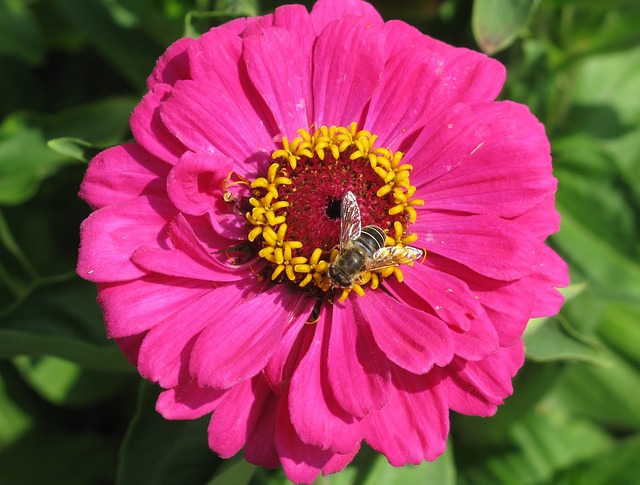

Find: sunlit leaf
[472,0,537,55]
[0,97,135,205]
[597,302,640,367]
[554,433,640,485]
[459,408,614,485]
[13,355,132,408]
[549,352,640,428]
[524,315,608,365]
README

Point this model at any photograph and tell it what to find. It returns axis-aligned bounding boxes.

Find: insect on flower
[327,191,425,288]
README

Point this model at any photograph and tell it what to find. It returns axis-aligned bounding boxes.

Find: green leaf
[0,97,136,205]
[472,0,537,55]
[554,433,640,485]
[206,454,256,485]
[13,354,132,408]
[0,0,43,64]
[117,381,220,485]
[459,408,614,485]
[548,352,640,428]
[524,315,608,365]
[553,204,640,300]
[47,137,98,162]
[0,275,132,372]
[0,118,70,205]
[360,445,456,485]
[0,366,33,448]
[597,302,640,367]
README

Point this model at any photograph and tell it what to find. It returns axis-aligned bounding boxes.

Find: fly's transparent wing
[339,191,361,250]
[365,245,424,272]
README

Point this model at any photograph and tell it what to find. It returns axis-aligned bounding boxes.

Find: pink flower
[77,0,569,482]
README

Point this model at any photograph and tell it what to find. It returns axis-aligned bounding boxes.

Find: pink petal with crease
[243,27,311,138]
[365,46,443,149]
[156,379,227,420]
[132,213,248,281]
[136,281,256,388]
[208,377,279,464]
[130,84,188,164]
[312,16,384,127]
[354,291,454,374]
[77,195,176,282]
[166,151,233,216]
[160,78,275,169]
[327,300,390,418]
[98,274,214,338]
[288,312,368,454]
[264,298,316,394]
[310,0,382,34]
[366,367,449,465]
[79,143,169,210]
[146,37,192,88]
[244,378,281,468]
[190,286,307,389]
[414,212,539,280]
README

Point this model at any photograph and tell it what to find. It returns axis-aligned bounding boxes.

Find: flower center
[245,123,424,301]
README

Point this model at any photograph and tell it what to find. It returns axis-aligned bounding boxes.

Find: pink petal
[243,27,311,138]
[77,195,176,283]
[289,313,368,454]
[327,300,390,418]
[146,37,193,88]
[421,254,537,346]
[244,378,281,468]
[114,332,145,366]
[130,83,188,165]
[156,379,227,420]
[160,78,275,169]
[132,214,250,281]
[354,291,454,374]
[365,367,449,465]
[424,101,556,218]
[311,15,384,127]
[207,379,254,458]
[166,149,233,216]
[365,46,444,149]
[189,286,308,389]
[513,195,561,239]
[80,143,169,210]
[413,212,539,281]
[98,274,214,338]
[391,260,487,332]
[382,21,505,109]
[529,244,569,317]
[321,445,360,477]
[439,342,525,417]
[136,281,255,388]
[310,0,383,34]
[208,377,280,467]
[402,103,487,184]
[389,267,498,361]
[263,298,317,394]
[163,27,276,161]
[275,394,341,485]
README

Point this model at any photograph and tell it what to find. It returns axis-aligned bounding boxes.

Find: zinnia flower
[77,0,569,482]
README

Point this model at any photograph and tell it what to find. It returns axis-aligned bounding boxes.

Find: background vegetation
[1,0,639,483]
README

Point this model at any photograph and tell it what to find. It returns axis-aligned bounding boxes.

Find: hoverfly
[327,191,424,288]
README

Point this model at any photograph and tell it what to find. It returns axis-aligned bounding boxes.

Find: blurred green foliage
[0,0,639,484]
